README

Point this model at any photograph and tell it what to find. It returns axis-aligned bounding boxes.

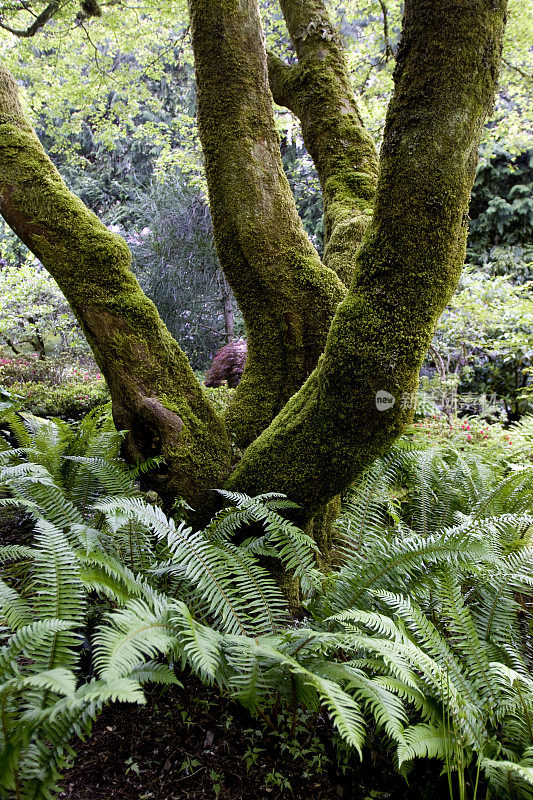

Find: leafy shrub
[428,270,533,419]
[203,384,235,417]
[127,175,243,370]
[0,250,87,358]
[5,379,109,419]
[468,146,533,259]
[407,416,516,458]
[0,354,60,386]
[0,354,107,420]
[472,244,533,285]
[0,354,101,387]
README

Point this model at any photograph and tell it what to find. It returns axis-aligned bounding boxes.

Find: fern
[95,496,288,635]
[2,411,533,799]
[214,490,322,596]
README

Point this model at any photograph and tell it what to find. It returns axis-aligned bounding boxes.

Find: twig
[377,0,394,61]
[0,0,60,37]
[502,57,532,81]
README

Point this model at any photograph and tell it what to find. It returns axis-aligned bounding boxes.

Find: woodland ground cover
[0,394,533,799]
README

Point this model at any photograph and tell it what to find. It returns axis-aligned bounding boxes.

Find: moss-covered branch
[229,0,507,521]
[188,0,345,448]
[0,62,232,510]
[267,0,379,285]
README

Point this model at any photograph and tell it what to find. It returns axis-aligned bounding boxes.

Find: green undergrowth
[0,355,109,419]
[6,379,109,419]
[0,406,533,799]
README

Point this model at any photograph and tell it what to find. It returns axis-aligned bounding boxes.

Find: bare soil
[57,678,454,800]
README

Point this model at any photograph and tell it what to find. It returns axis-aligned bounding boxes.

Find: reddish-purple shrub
[204,339,247,389]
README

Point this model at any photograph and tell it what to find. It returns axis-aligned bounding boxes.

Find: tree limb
[0,61,232,510]
[0,0,60,37]
[268,0,379,286]
[188,0,345,448]
[377,0,395,61]
[502,57,532,81]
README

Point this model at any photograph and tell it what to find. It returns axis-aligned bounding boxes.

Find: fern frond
[473,467,533,519]
[0,545,34,565]
[329,523,486,613]
[0,578,32,629]
[397,722,448,766]
[18,677,146,800]
[0,462,83,529]
[339,450,403,555]
[482,750,533,800]
[93,596,178,681]
[77,550,156,604]
[376,591,488,749]
[66,456,141,503]
[95,497,282,636]
[253,639,367,755]
[214,491,322,596]
[26,521,85,672]
[128,661,181,686]
[0,620,77,677]
[128,455,166,480]
[15,667,77,698]
[213,542,288,633]
[169,602,223,683]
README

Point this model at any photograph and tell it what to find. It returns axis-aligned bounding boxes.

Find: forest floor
[0,419,490,800]
[56,677,457,800]
[1,505,469,800]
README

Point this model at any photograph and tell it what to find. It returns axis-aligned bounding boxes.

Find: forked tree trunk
[223,0,506,520]
[0,0,506,550]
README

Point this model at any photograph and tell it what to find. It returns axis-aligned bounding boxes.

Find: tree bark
[2,336,21,356]
[188,0,346,448]
[227,0,507,522]
[0,64,232,511]
[267,0,379,285]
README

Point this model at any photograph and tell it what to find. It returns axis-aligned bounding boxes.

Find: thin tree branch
[0,0,60,37]
[502,57,532,81]
[377,0,394,61]
[270,0,378,284]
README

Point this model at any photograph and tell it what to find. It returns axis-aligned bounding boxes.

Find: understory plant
[4,379,109,420]
[0,409,533,798]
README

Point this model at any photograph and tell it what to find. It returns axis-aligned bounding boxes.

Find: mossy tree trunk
[0,65,232,511]
[188,0,346,449]
[267,0,379,285]
[0,0,506,549]
[225,0,506,522]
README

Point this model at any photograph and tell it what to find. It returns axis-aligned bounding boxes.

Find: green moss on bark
[189,0,345,447]
[0,62,232,509]
[228,0,507,522]
[268,1,379,285]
